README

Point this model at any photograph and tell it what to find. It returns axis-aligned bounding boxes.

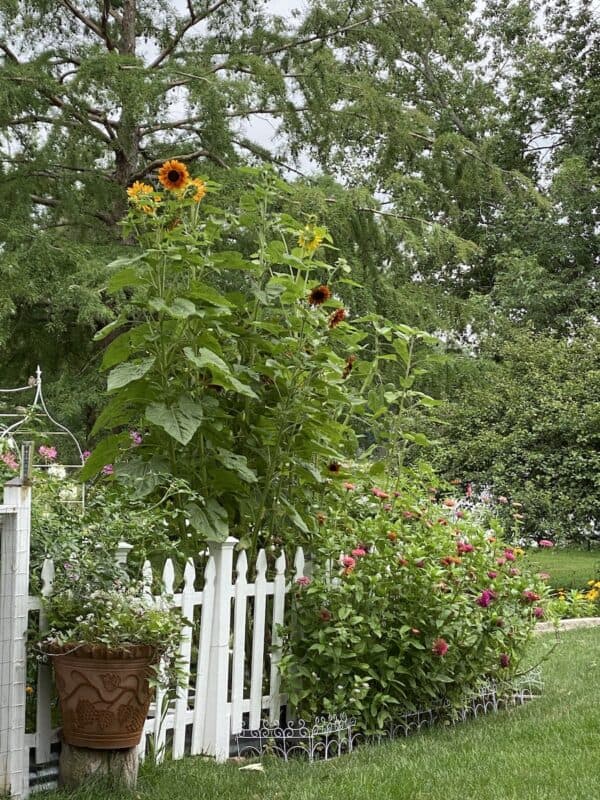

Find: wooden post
[0,477,32,799]
[202,537,236,760]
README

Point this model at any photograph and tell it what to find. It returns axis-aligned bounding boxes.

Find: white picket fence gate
[0,477,309,798]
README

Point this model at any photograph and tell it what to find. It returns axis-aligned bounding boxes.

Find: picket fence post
[0,477,32,799]
[202,536,236,761]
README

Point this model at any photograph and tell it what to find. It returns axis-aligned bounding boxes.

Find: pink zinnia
[371,487,390,499]
[130,430,143,446]
[456,509,465,519]
[496,557,506,566]
[539,539,554,548]
[538,572,551,581]
[343,482,356,491]
[476,590,496,608]
[319,608,332,622]
[296,576,311,587]
[533,606,544,619]
[102,464,114,476]
[504,549,515,561]
[509,568,520,576]
[487,570,498,579]
[351,548,367,557]
[499,653,510,668]
[38,445,57,461]
[341,555,356,569]
[432,638,449,657]
[522,590,541,603]
[82,450,92,460]
[457,542,474,554]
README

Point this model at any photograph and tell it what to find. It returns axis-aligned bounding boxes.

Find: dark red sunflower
[308,284,332,306]
[328,308,347,328]
[342,354,357,379]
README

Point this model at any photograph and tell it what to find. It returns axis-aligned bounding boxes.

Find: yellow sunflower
[126,181,160,214]
[188,177,207,203]
[158,159,190,190]
[298,225,326,253]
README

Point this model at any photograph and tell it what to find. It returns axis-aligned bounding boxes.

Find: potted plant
[38,547,183,750]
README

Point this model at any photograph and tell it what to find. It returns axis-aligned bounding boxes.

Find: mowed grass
[525,547,600,591]
[43,627,600,800]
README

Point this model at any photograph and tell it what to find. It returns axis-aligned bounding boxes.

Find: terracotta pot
[47,643,156,749]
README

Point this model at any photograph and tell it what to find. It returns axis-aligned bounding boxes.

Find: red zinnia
[432,638,449,657]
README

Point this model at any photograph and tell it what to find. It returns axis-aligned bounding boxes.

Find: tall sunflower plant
[83,162,436,558]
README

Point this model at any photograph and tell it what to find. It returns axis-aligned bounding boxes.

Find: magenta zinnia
[432,638,449,657]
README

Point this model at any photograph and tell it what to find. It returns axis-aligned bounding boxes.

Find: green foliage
[279,474,546,732]
[433,326,600,543]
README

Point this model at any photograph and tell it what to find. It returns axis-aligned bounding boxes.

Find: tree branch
[60,0,115,50]
[30,194,59,208]
[150,0,233,69]
[231,137,307,177]
[250,16,370,58]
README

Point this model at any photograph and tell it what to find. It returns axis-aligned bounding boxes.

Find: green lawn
[43,627,600,800]
[525,547,600,591]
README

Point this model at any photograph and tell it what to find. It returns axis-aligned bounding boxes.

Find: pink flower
[522,590,541,603]
[82,450,92,460]
[504,549,515,562]
[319,608,332,622]
[456,510,466,519]
[487,570,498,579]
[498,495,508,504]
[130,430,143,446]
[1,452,19,471]
[383,503,392,511]
[476,589,496,608]
[509,567,520,576]
[432,638,449,657]
[351,548,367,557]
[102,464,114,476]
[457,542,474,554]
[38,445,57,461]
[343,482,356,491]
[499,653,510,668]
[296,576,311,587]
[539,539,554,548]
[371,487,390,499]
[533,606,544,619]
[496,557,506,566]
[341,555,356,569]
[538,572,551,581]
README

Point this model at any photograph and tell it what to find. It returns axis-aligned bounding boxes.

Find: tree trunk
[59,742,140,790]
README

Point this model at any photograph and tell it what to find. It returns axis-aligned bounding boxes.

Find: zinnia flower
[343,482,356,491]
[296,576,311,587]
[371,487,390,499]
[442,498,456,508]
[499,653,510,668]
[539,539,554,548]
[102,464,114,476]
[319,608,332,622]
[352,548,367,557]
[341,555,356,569]
[522,590,541,603]
[130,430,142,446]
[158,159,189,190]
[308,284,332,306]
[533,606,544,619]
[457,542,474,554]
[188,177,207,203]
[432,638,449,657]
[387,531,398,541]
[487,570,498,579]
[328,308,347,328]
[476,589,496,608]
[38,445,57,461]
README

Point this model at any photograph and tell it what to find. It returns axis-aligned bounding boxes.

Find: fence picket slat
[230,550,248,735]
[190,557,216,755]
[293,547,305,581]
[248,550,268,730]
[172,559,196,759]
[150,561,169,763]
[268,550,286,725]
[35,559,54,764]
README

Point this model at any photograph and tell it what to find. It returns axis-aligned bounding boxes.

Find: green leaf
[107,357,155,392]
[108,267,139,292]
[101,330,132,370]
[79,433,128,480]
[212,251,259,271]
[149,297,199,318]
[183,347,258,398]
[189,282,234,307]
[185,499,229,542]
[115,456,170,498]
[215,448,258,483]
[145,396,204,445]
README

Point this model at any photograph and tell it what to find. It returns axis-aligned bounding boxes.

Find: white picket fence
[0,477,309,798]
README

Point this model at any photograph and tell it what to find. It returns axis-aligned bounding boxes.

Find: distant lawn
[42,627,600,800]
[525,547,600,591]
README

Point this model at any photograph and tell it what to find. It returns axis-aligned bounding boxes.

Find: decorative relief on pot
[50,646,155,749]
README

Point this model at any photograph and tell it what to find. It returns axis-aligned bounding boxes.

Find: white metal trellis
[0,365,85,508]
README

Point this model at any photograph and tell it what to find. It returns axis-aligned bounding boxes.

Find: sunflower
[327,461,341,474]
[308,284,332,306]
[158,159,190,191]
[126,181,161,214]
[328,308,347,328]
[187,177,207,203]
[298,225,325,253]
[342,354,356,379]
